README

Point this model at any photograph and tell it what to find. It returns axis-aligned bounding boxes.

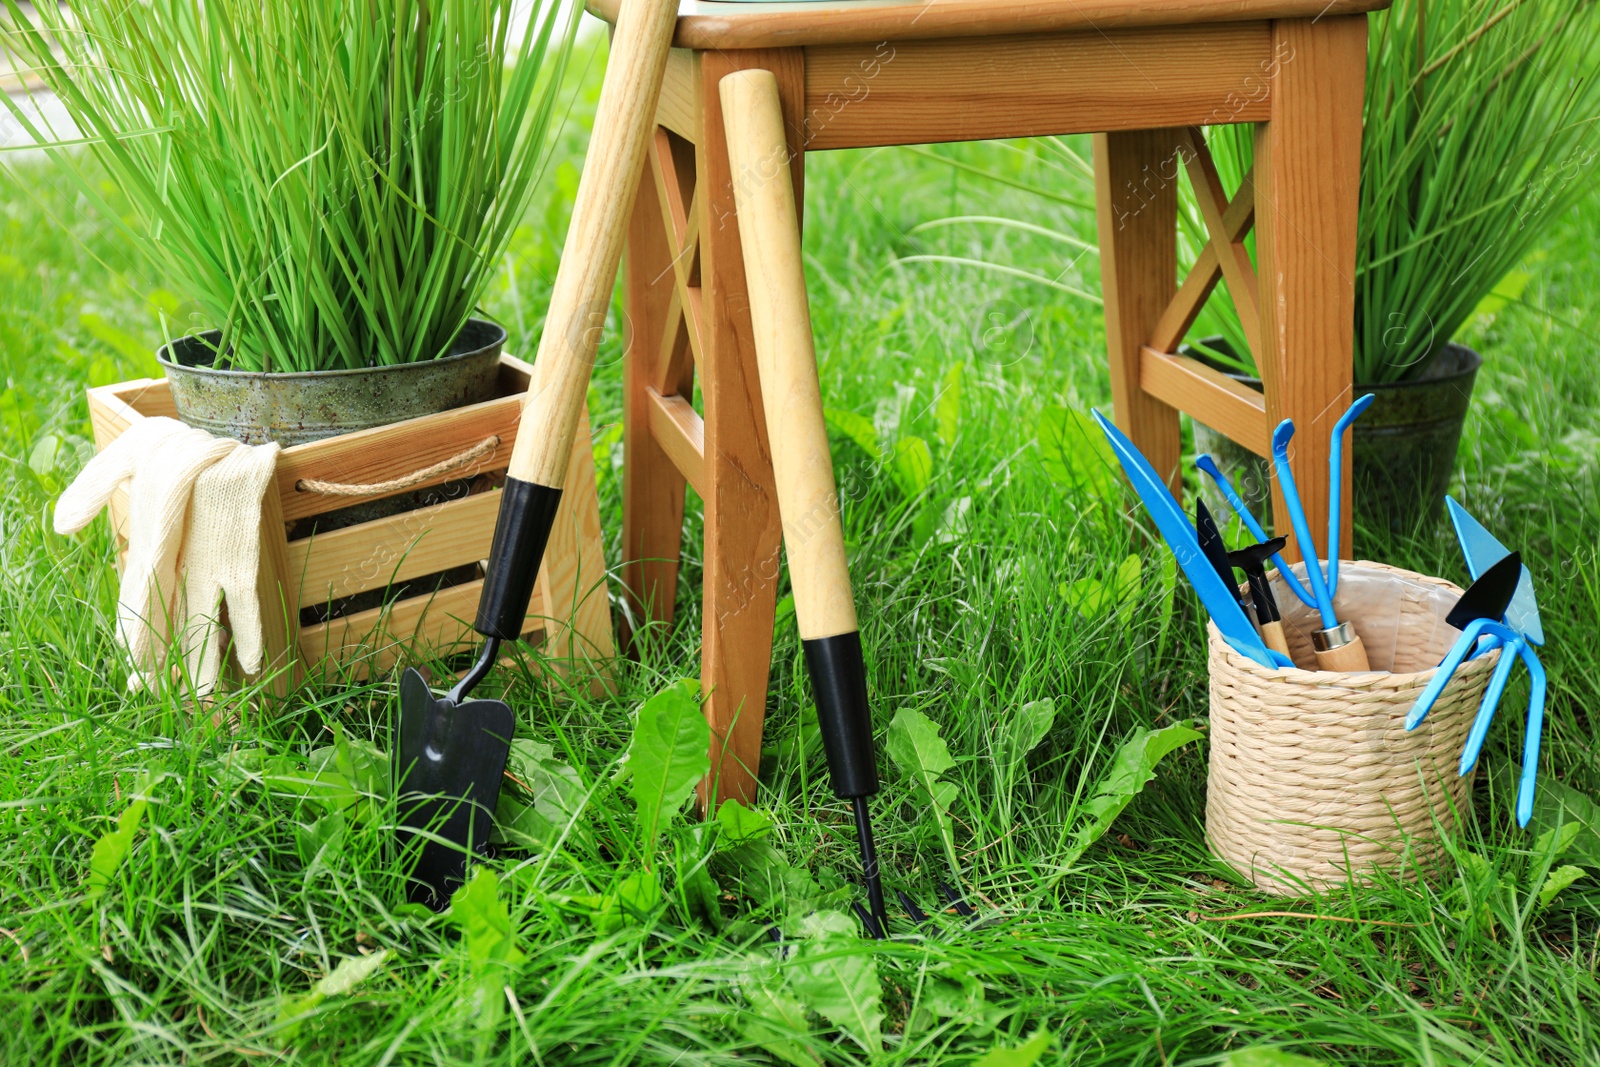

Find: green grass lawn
[4,39,1600,1066]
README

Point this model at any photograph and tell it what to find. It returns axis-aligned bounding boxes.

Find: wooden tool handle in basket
[721,69,876,801]
[1260,619,1291,659]
[1314,633,1371,672]
[474,0,679,640]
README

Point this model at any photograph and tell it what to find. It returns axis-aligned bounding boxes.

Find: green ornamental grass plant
[1165,0,1600,382]
[1347,0,1600,383]
[1,0,577,372]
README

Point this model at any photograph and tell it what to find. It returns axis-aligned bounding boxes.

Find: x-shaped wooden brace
[1140,126,1273,455]
[642,127,709,496]
[1153,127,1260,357]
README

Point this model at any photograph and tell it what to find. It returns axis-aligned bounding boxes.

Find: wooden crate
[86,354,614,695]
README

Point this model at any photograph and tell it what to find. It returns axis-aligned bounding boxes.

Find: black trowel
[393,0,682,908]
[396,663,519,907]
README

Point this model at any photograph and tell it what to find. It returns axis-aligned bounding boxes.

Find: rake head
[842,795,974,939]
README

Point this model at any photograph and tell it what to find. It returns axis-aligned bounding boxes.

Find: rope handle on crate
[295,435,501,497]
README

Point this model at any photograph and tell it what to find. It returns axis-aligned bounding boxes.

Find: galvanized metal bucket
[157,318,507,447]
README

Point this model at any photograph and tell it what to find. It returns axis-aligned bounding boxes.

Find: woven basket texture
[1206,561,1498,893]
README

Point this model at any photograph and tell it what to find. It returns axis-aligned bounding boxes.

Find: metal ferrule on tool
[1311,620,1356,653]
[801,631,879,800]
[475,477,564,640]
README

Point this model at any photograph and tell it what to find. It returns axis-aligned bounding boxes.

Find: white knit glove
[56,416,280,694]
[54,417,191,533]
[179,440,280,694]
[116,427,240,680]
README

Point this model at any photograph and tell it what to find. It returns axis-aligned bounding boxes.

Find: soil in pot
[1183,337,1481,535]
[158,319,508,624]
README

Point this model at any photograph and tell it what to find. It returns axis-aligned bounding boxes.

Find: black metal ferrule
[475,477,563,640]
[801,631,879,800]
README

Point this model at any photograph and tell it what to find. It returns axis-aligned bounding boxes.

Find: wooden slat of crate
[288,489,501,602]
[275,397,520,523]
[87,367,524,525]
[296,579,546,677]
[87,379,180,434]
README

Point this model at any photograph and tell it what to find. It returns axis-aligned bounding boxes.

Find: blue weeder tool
[1407,497,1547,826]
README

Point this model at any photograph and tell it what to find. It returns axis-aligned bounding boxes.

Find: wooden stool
[595,0,1387,804]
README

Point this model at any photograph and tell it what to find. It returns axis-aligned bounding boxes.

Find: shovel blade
[1446,550,1522,631]
[396,668,515,908]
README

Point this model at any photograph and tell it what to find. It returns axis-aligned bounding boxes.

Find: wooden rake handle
[721,69,879,805]
[720,69,858,643]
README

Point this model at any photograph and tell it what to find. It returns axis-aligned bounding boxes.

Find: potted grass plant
[1,0,576,448]
[1184,0,1600,529]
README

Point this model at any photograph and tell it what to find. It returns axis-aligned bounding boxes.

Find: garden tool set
[394,0,680,907]
[1098,400,1554,828]
[1407,499,1548,826]
[721,68,973,938]
[1099,393,1378,670]
[61,0,1556,916]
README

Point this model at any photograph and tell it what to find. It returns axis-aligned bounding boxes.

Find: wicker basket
[1206,561,1498,893]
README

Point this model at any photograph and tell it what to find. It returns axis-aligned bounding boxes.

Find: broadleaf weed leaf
[628,679,710,863]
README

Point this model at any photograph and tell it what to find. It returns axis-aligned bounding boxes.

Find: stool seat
[597,0,1386,805]
[585,0,1388,49]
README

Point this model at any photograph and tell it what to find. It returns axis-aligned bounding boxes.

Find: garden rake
[395,0,680,908]
[719,69,973,939]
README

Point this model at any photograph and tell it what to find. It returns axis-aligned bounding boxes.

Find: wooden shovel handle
[720,69,859,642]
[506,0,680,489]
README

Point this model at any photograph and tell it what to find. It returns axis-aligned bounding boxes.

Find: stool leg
[696,49,804,807]
[1255,16,1366,563]
[1095,129,1183,496]
[622,149,692,650]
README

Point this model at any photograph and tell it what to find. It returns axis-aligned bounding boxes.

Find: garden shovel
[396,0,680,908]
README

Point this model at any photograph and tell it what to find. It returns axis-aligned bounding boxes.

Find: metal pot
[157,318,507,447]
[1185,338,1481,534]
[1352,343,1481,531]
